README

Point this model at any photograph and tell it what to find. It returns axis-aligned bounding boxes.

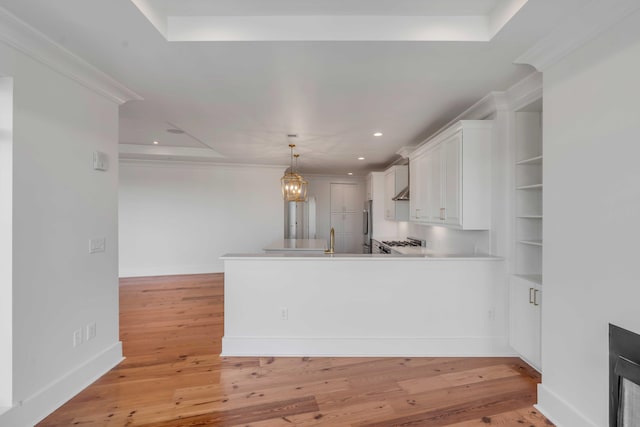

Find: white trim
[0,342,123,427]
[119,143,225,160]
[505,71,543,111]
[0,6,141,105]
[515,0,640,71]
[119,158,288,171]
[535,383,599,427]
[120,264,222,278]
[221,336,516,357]
[411,120,494,158]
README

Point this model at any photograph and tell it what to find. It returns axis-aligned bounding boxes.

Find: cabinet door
[426,146,442,222]
[509,277,541,369]
[417,154,430,221]
[384,170,394,220]
[330,184,344,213]
[342,184,360,213]
[409,157,421,221]
[331,183,359,213]
[443,133,462,226]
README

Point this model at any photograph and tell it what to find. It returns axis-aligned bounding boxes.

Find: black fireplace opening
[609,324,640,427]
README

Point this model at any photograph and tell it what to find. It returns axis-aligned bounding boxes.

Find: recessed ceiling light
[358,157,365,160]
[373,132,383,137]
[348,172,353,176]
[153,141,159,145]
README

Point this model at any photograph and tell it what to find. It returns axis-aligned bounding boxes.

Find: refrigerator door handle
[363,210,368,235]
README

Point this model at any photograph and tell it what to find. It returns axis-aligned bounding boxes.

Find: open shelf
[519,240,543,247]
[514,274,543,285]
[516,184,543,190]
[516,155,543,165]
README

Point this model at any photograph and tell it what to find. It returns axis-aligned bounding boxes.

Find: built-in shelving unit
[510,107,543,372]
[514,112,543,279]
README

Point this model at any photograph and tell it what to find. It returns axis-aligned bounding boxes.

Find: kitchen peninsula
[263,238,327,253]
[221,252,509,358]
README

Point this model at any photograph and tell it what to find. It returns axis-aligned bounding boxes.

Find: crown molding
[515,0,640,71]
[0,6,142,105]
[119,157,288,171]
[505,71,542,111]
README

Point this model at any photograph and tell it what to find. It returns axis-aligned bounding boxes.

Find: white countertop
[263,239,328,252]
[223,252,502,261]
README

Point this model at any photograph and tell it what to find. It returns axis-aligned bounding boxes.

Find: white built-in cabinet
[409,120,492,230]
[383,165,409,221]
[330,183,362,253]
[509,109,543,371]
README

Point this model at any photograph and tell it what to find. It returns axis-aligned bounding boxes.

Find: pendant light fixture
[281,143,308,202]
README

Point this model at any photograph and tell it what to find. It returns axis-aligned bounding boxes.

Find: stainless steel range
[377,237,425,254]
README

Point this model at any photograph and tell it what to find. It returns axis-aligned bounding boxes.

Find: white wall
[538,10,640,427]
[118,161,285,276]
[0,77,13,409]
[0,39,122,425]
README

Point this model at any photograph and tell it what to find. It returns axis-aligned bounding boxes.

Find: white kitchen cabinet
[409,120,492,229]
[330,183,363,253]
[443,133,462,226]
[365,174,373,201]
[409,154,427,221]
[425,144,442,223]
[509,276,542,370]
[383,165,409,221]
[331,183,360,213]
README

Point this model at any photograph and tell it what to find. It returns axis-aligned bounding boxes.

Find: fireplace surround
[609,324,640,427]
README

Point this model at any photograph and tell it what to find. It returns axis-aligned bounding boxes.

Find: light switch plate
[93,151,108,171]
[89,237,106,254]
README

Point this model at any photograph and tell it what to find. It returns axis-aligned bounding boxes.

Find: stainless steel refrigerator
[363,199,373,253]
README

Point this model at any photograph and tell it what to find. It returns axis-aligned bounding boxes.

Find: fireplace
[609,324,640,427]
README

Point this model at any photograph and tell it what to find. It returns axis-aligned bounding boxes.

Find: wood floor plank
[37,273,553,427]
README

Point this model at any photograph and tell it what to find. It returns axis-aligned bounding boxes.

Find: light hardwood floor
[38,273,553,426]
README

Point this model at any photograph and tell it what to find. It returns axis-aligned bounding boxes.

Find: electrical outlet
[280,307,288,321]
[86,322,97,341]
[73,329,83,347]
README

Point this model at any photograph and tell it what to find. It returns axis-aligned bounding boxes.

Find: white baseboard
[221,336,516,357]
[119,264,222,278]
[535,383,599,427]
[0,342,123,427]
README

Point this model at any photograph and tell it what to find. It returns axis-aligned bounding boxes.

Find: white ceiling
[1,0,583,174]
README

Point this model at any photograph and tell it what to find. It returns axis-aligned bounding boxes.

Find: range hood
[391,146,413,201]
[392,186,409,201]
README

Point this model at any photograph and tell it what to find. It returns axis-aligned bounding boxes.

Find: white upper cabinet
[443,132,462,227]
[383,165,409,221]
[330,183,360,213]
[409,120,492,230]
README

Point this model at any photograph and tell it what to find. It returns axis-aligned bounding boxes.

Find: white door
[443,133,462,227]
[426,146,442,222]
[330,183,363,253]
[409,157,421,221]
[384,171,394,220]
[509,277,542,369]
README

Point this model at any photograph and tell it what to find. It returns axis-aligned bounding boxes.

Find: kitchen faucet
[325,227,335,254]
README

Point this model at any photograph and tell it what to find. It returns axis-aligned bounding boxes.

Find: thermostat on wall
[93,151,108,171]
